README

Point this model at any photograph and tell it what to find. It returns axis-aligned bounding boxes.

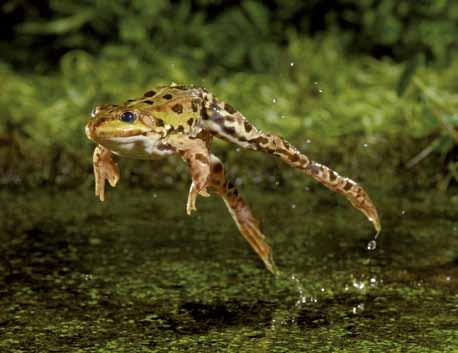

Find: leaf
[18,10,94,35]
[396,53,424,97]
[242,0,269,34]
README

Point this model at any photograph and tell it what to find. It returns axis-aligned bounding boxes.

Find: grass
[0,35,456,189]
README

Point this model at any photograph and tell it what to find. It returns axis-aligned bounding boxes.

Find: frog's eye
[91,107,97,118]
[120,111,136,123]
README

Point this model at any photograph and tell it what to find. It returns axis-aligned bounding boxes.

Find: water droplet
[291,204,296,209]
[401,210,406,216]
[370,277,377,284]
[290,273,307,307]
[320,287,325,292]
[352,280,365,290]
[272,98,277,104]
[367,240,377,251]
[304,186,310,192]
[236,148,241,152]
[280,115,286,119]
[290,62,295,67]
[314,81,318,85]
[153,193,157,198]
[306,139,312,144]
[363,143,368,148]
[318,89,323,94]
[446,276,451,281]
[275,180,280,186]
[352,303,365,314]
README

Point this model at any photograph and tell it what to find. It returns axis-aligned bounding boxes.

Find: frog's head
[85,101,158,142]
[85,100,164,158]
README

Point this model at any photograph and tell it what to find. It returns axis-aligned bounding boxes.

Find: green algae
[0,183,456,352]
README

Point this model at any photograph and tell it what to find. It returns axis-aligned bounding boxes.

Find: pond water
[0,183,457,352]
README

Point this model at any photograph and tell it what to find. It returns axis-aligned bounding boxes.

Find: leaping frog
[85,85,381,273]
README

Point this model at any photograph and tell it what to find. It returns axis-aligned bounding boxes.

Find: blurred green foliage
[0,0,456,189]
[2,0,458,70]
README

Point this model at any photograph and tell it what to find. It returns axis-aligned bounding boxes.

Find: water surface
[0,184,457,352]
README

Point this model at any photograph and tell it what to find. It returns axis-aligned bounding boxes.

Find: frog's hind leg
[208,154,278,274]
[202,101,381,234]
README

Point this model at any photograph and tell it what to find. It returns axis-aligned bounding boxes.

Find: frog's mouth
[85,121,96,141]
[85,119,151,141]
[97,134,165,159]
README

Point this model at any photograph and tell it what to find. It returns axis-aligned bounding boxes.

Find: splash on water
[290,273,306,306]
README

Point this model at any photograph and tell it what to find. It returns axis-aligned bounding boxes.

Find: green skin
[85,84,381,273]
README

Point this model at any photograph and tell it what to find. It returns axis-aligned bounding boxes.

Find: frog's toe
[108,174,119,187]
[186,191,198,215]
[199,188,210,197]
[186,181,208,215]
[95,182,105,202]
[186,199,197,215]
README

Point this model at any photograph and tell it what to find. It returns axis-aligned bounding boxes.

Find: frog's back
[126,85,203,129]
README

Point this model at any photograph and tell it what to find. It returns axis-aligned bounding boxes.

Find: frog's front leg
[165,135,211,215]
[92,144,120,202]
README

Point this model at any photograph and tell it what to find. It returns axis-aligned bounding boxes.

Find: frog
[85,84,381,274]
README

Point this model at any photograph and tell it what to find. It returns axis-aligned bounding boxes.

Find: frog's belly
[101,135,172,160]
